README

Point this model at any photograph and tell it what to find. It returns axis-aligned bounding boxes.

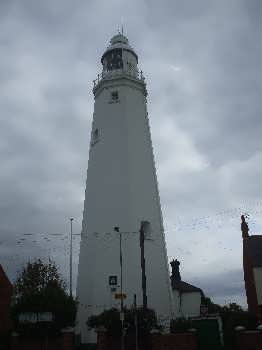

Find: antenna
[121,16,124,35]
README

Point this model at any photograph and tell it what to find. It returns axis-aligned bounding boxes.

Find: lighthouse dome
[101,33,139,77]
[101,33,138,63]
[110,33,129,45]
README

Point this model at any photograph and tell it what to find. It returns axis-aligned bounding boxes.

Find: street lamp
[114,226,125,350]
[69,218,74,297]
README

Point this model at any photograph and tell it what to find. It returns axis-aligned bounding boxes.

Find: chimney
[170,259,181,282]
[241,215,249,239]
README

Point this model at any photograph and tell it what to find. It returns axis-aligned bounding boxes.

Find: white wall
[181,292,201,318]
[172,290,201,318]
[172,290,182,318]
[253,267,262,305]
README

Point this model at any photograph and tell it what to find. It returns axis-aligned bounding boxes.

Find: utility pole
[140,221,147,310]
[134,294,139,350]
[70,218,73,297]
[114,226,125,350]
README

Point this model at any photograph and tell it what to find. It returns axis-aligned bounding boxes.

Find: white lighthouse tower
[76,33,173,344]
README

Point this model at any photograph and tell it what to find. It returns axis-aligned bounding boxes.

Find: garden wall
[96,331,197,350]
[10,328,74,350]
[235,329,262,350]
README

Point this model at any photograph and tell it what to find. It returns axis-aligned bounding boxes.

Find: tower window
[94,128,99,139]
[111,91,118,101]
[91,128,100,146]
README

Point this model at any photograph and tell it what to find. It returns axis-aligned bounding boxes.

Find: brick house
[0,264,13,334]
[241,215,262,320]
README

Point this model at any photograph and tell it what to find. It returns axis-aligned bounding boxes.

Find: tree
[201,296,222,314]
[222,302,244,313]
[12,259,77,331]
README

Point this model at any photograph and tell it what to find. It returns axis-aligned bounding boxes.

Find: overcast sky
[1,0,262,308]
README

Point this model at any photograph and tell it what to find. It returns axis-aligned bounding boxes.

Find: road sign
[109,275,117,286]
[115,293,127,300]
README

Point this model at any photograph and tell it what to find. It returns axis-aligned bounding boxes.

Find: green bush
[170,318,193,333]
[87,307,160,338]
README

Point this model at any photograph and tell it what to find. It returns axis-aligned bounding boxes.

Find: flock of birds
[1,201,261,289]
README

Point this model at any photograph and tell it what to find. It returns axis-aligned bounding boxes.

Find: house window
[111,91,118,101]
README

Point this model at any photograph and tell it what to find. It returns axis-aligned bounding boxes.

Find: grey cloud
[192,268,245,302]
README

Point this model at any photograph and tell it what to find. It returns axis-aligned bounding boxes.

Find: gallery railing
[93,68,145,88]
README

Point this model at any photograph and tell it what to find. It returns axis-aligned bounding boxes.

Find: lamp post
[69,218,73,297]
[140,221,148,310]
[134,294,139,350]
[114,226,124,350]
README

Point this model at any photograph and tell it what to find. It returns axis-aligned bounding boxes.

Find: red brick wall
[235,330,262,350]
[151,333,197,350]
[10,329,74,350]
[258,305,262,323]
[0,265,13,334]
[97,332,197,350]
[243,239,258,315]
[11,335,60,350]
[61,330,74,350]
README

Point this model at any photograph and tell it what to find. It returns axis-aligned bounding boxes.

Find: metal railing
[93,68,145,88]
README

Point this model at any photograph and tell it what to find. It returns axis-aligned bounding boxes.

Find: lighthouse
[76,33,173,344]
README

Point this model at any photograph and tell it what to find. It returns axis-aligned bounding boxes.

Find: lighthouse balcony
[93,68,145,89]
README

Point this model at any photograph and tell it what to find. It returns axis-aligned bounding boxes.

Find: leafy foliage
[201,296,222,314]
[125,307,160,336]
[221,302,244,313]
[87,307,159,338]
[88,308,122,337]
[12,259,77,331]
[170,318,193,333]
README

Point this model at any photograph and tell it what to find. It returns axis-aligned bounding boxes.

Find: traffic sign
[115,293,127,300]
